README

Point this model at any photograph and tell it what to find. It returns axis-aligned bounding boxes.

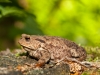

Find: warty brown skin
[18,34,87,67]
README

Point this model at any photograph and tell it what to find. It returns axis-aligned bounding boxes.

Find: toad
[18,34,87,68]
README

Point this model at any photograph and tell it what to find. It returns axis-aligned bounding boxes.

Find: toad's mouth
[21,45,39,57]
[21,45,35,52]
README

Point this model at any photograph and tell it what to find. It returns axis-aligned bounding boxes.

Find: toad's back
[39,36,87,61]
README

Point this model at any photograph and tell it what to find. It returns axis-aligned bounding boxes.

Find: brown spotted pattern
[18,34,87,67]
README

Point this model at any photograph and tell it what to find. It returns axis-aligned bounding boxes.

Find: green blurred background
[0,0,100,50]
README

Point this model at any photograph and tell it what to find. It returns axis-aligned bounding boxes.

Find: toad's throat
[22,46,40,58]
[22,46,35,52]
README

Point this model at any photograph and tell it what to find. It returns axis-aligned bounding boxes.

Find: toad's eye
[25,37,30,42]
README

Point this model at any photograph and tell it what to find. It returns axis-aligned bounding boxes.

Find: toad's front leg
[16,50,50,72]
[34,50,50,68]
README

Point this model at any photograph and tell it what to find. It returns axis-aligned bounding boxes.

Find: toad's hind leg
[56,57,88,75]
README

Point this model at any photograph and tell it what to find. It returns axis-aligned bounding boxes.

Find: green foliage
[82,46,100,75]
[0,0,100,49]
[85,47,100,61]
